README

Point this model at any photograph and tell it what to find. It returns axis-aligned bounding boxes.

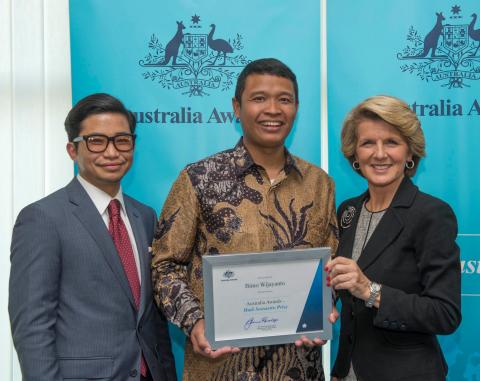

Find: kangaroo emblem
[417,12,445,57]
[139,16,250,96]
[397,7,480,88]
[160,21,185,65]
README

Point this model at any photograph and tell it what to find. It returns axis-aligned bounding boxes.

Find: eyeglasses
[72,133,136,153]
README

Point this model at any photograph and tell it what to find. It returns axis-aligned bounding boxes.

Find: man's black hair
[64,93,136,142]
[234,58,298,104]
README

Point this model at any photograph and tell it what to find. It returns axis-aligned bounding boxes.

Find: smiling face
[232,74,298,152]
[355,118,412,194]
[66,112,133,196]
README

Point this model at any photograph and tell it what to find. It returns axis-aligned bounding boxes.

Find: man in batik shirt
[152,58,338,381]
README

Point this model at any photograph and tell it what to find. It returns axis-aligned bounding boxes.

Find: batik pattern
[152,140,338,381]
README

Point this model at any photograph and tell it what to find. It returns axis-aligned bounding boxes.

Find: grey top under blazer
[332,176,461,381]
[9,178,176,381]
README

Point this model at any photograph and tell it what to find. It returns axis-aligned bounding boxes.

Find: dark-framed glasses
[72,133,136,153]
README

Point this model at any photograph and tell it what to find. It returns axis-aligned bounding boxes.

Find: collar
[76,175,126,216]
[390,176,418,208]
[232,138,303,178]
[358,176,418,209]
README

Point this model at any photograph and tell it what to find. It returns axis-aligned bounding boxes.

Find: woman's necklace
[360,201,387,253]
[360,208,374,253]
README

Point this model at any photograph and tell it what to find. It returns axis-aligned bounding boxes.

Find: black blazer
[332,177,461,381]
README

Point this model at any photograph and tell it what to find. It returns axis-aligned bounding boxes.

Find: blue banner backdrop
[69,0,322,378]
[328,1,480,380]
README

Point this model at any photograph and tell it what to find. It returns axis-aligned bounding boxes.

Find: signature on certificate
[244,316,279,330]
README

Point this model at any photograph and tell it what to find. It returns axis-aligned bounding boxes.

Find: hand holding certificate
[203,247,332,349]
[190,319,240,358]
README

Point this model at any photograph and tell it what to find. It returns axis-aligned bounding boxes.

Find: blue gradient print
[296,259,324,333]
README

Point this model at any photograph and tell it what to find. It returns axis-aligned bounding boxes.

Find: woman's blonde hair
[341,95,425,177]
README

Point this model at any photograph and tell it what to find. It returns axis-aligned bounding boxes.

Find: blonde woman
[328,95,461,381]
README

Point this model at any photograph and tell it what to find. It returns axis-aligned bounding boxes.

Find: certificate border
[203,247,332,349]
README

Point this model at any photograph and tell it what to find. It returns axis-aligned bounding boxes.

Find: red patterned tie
[108,199,147,376]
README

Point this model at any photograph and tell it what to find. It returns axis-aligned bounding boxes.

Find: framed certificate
[202,247,332,349]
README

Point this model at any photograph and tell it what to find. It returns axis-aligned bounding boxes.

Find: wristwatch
[365,282,381,308]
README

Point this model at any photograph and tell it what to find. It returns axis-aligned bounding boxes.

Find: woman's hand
[326,257,371,301]
[330,305,339,323]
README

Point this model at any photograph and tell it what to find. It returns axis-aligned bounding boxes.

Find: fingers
[329,306,339,323]
[190,320,212,356]
[294,336,312,347]
[294,335,327,348]
[326,257,371,300]
[326,256,353,268]
[312,337,327,346]
[330,273,357,289]
[208,346,239,358]
[326,259,361,285]
[329,263,356,277]
[190,319,240,359]
[326,258,357,283]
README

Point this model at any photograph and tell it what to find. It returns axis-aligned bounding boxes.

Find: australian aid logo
[139,15,249,97]
[397,5,480,89]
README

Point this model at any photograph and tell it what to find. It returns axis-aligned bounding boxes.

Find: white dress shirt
[77,175,142,283]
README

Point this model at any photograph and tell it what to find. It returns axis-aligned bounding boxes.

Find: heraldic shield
[443,24,469,53]
[182,34,208,62]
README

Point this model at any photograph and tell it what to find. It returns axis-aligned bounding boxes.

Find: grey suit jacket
[9,178,176,381]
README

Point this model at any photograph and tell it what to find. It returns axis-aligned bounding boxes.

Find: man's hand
[294,335,327,347]
[190,319,240,358]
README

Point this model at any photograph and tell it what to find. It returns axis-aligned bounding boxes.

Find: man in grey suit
[9,93,176,381]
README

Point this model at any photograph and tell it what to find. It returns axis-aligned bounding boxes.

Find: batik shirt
[152,140,338,381]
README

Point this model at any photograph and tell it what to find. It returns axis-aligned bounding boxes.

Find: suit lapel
[357,208,403,271]
[357,177,418,271]
[66,179,137,310]
[124,197,149,321]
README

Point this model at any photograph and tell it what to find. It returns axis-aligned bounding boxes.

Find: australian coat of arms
[139,15,250,97]
[397,5,480,88]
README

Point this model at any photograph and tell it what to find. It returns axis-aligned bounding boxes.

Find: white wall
[0,0,72,379]
[320,0,331,375]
